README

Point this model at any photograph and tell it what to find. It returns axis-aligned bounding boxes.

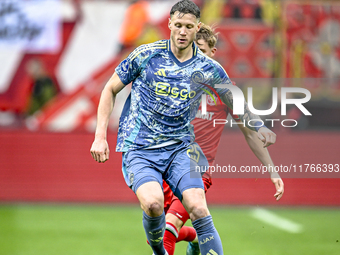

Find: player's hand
[271,177,284,201]
[90,139,110,163]
[257,127,276,147]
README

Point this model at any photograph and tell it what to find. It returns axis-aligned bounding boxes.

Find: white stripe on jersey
[130,43,167,61]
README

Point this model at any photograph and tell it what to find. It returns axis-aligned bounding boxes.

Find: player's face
[195,39,217,58]
[168,11,200,51]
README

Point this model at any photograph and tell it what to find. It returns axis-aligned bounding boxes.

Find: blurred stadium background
[0,0,339,254]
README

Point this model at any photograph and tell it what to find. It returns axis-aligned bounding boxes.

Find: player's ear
[211,47,217,57]
[168,18,172,30]
[196,21,201,32]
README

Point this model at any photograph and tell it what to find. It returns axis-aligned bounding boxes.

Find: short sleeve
[213,63,232,96]
[115,45,147,85]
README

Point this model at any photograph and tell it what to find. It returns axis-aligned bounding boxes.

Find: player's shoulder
[129,40,168,61]
[197,50,229,77]
[135,39,168,51]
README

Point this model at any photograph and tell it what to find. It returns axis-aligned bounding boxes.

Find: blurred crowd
[0,0,339,131]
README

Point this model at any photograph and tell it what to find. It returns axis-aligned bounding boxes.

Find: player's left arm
[220,91,276,147]
[212,62,275,146]
[238,125,284,201]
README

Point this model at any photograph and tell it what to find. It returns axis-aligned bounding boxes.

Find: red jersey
[192,96,240,164]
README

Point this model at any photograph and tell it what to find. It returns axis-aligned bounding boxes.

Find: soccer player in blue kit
[90,1,277,255]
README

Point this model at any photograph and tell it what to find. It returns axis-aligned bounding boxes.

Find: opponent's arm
[221,91,276,147]
[238,125,284,201]
[90,73,125,163]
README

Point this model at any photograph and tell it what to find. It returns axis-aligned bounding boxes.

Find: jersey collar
[167,39,198,67]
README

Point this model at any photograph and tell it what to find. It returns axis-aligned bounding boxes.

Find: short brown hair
[170,0,200,20]
[196,23,218,49]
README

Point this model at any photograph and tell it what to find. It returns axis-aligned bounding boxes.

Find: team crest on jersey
[121,59,130,72]
[191,71,204,84]
[207,95,217,106]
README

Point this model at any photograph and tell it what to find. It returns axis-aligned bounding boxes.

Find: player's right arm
[90,72,125,163]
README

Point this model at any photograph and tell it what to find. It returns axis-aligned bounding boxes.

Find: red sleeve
[228,107,240,121]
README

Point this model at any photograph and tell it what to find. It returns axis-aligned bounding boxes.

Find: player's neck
[170,43,194,63]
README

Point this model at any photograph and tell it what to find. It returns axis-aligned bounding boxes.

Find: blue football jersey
[115,39,231,152]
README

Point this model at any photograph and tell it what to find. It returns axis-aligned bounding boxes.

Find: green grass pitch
[0,204,339,255]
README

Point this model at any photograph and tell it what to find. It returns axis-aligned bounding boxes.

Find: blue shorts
[122,142,208,201]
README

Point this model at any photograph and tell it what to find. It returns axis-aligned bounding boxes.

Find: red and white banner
[0,0,61,53]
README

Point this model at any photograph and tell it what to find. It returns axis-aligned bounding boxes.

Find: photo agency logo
[200,82,312,128]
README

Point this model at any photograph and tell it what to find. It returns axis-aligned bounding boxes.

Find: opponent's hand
[90,139,110,163]
[257,127,276,148]
[271,177,284,201]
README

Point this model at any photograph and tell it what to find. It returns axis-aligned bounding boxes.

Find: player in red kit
[161,24,284,255]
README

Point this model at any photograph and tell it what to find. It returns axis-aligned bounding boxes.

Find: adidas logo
[154,69,166,77]
[206,249,218,255]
